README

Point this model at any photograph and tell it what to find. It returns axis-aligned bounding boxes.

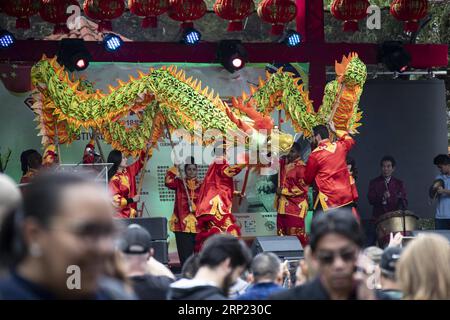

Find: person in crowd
[368,155,408,217]
[397,234,450,300]
[118,224,174,300]
[304,123,355,214]
[19,149,42,184]
[0,172,128,299]
[107,149,146,218]
[181,254,200,279]
[275,142,309,246]
[377,246,403,300]
[194,144,247,252]
[229,274,251,299]
[237,252,286,300]
[270,209,374,300]
[431,154,450,229]
[0,173,22,274]
[294,245,317,287]
[169,234,252,300]
[346,156,360,221]
[165,156,202,267]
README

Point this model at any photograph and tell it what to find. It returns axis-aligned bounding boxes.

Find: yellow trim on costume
[183,213,197,233]
[223,164,245,177]
[314,192,329,211]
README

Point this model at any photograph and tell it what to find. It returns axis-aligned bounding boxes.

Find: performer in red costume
[194,147,247,252]
[82,138,96,164]
[304,124,355,213]
[275,142,309,246]
[165,157,202,266]
[107,149,146,218]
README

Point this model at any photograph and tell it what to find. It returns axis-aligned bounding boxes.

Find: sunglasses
[316,248,357,265]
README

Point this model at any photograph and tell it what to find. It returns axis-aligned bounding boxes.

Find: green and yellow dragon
[30,52,366,158]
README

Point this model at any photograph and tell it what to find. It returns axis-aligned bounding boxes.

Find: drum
[375,210,418,247]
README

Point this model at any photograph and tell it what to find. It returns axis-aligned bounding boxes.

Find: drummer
[432,154,450,230]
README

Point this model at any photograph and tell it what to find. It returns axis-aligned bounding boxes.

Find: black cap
[380,246,402,277]
[119,224,152,254]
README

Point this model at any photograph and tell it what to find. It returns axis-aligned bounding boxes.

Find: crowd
[0,170,449,300]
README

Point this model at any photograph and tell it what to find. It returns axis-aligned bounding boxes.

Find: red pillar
[297,0,326,110]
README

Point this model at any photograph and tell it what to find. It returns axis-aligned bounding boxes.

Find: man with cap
[376,246,403,300]
[118,224,174,300]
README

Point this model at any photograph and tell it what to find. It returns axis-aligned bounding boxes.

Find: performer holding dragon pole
[165,156,202,266]
[275,142,309,246]
[194,143,248,252]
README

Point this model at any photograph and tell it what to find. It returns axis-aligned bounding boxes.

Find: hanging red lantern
[83,0,125,32]
[390,0,428,33]
[1,0,41,29]
[168,0,207,29]
[39,0,80,34]
[213,0,255,32]
[128,0,170,28]
[330,0,369,32]
[257,0,297,35]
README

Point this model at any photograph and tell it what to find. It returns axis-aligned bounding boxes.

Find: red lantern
[214,0,255,32]
[390,0,428,33]
[83,0,125,32]
[168,0,207,29]
[128,0,170,28]
[39,0,80,34]
[1,0,40,29]
[257,0,297,35]
[330,0,369,32]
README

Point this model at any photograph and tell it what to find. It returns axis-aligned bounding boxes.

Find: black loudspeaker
[251,236,303,260]
[411,230,450,243]
[119,217,168,240]
[152,240,169,265]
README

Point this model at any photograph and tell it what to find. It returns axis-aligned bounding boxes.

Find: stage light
[103,33,123,52]
[0,30,15,49]
[181,28,201,45]
[57,39,92,72]
[280,30,302,47]
[377,41,411,73]
[217,40,248,73]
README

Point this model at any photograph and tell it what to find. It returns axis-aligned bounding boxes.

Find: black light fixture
[57,39,92,72]
[181,27,202,45]
[0,29,15,49]
[217,40,248,73]
[377,41,411,73]
[279,29,302,47]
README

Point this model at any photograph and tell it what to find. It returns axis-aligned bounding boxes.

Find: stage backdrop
[0,61,309,254]
[352,79,448,220]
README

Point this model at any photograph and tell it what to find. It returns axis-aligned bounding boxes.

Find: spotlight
[57,39,92,72]
[181,28,201,45]
[0,30,15,49]
[103,33,123,52]
[280,30,302,47]
[377,41,411,73]
[217,40,248,73]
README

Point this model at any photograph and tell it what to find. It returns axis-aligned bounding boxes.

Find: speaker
[251,236,303,260]
[411,230,450,243]
[119,217,168,240]
[152,240,169,265]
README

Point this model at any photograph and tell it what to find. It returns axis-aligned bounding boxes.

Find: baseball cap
[380,246,403,278]
[119,224,152,254]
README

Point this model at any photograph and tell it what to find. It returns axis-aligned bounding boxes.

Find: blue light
[285,31,301,47]
[103,34,123,52]
[182,28,201,45]
[0,30,15,49]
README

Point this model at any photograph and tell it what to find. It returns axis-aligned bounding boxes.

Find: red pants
[277,214,308,247]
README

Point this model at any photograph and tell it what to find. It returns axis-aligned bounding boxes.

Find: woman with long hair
[397,234,450,300]
[107,149,146,218]
[165,157,202,267]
